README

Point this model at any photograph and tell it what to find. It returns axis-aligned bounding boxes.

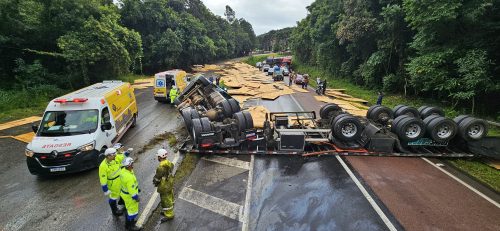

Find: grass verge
[292,60,499,191]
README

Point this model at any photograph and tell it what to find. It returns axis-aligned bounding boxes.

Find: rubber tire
[421,106,445,119]
[332,115,363,142]
[369,106,393,123]
[458,117,488,141]
[200,117,213,132]
[397,117,425,142]
[330,113,350,127]
[366,105,381,120]
[426,117,457,142]
[393,105,406,115]
[173,98,181,106]
[181,108,194,133]
[394,106,419,118]
[242,111,254,129]
[228,98,241,114]
[417,106,428,115]
[453,115,471,125]
[233,112,247,133]
[219,100,233,118]
[130,115,137,128]
[423,114,442,128]
[191,119,203,147]
[198,76,211,86]
[320,103,342,119]
[391,115,411,133]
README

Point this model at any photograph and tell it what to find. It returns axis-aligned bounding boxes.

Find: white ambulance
[25,81,138,175]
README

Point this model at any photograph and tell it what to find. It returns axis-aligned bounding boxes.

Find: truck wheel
[458,117,488,141]
[366,105,381,120]
[393,105,406,114]
[330,113,350,127]
[421,106,444,119]
[198,76,211,86]
[131,115,137,128]
[332,115,363,142]
[391,115,411,133]
[181,108,194,133]
[397,117,425,142]
[233,112,246,133]
[369,106,393,123]
[320,103,342,120]
[192,119,203,147]
[427,117,457,142]
[242,111,254,129]
[453,115,470,125]
[228,98,241,114]
[219,100,233,118]
[394,106,419,118]
[423,114,441,128]
[200,117,213,132]
[418,106,428,115]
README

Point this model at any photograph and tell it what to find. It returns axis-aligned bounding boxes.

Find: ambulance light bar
[54,98,88,103]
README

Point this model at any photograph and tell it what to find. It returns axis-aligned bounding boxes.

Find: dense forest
[0,0,255,93]
[256,27,293,52]
[291,0,500,115]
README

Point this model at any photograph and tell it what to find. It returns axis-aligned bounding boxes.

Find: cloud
[201,0,314,35]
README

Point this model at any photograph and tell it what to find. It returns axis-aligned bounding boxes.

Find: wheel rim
[405,123,422,139]
[436,124,452,139]
[468,124,484,139]
[341,123,358,138]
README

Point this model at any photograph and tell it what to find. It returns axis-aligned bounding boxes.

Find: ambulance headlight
[78,141,95,152]
[25,149,34,157]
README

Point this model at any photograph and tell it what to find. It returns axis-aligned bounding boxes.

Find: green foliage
[257,27,294,52]
[448,159,500,192]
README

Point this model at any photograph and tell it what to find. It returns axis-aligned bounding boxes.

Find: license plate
[50,167,66,172]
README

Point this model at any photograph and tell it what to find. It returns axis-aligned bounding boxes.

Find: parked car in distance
[262,64,270,72]
[283,67,290,76]
[267,67,274,76]
[295,74,304,84]
[256,62,262,70]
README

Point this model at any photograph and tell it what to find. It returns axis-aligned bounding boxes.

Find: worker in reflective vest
[120,157,142,231]
[98,148,123,216]
[169,86,178,105]
[153,149,175,222]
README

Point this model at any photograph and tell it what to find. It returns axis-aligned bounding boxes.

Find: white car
[262,64,270,72]
[283,67,290,76]
[256,62,262,69]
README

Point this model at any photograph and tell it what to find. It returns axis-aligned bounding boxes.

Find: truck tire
[417,106,428,115]
[218,100,232,118]
[173,98,181,106]
[332,115,363,142]
[391,115,411,133]
[396,117,425,142]
[228,98,241,114]
[366,105,381,120]
[200,117,213,132]
[427,117,457,142]
[453,115,470,125]
[320,103,342,120]
[423,114,441,128]
[369,106,393,123]
[191,119,203,147]
[421,106,444,119]
[181,108,194,133]
[457,117,488,141]
[242,111,254,129]
[198,76,211,86]
[233,112,247,133]
[394,106,419,118]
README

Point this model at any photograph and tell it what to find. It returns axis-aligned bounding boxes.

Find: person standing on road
[376,91,384,105]
[288,73,293,87]
[120,157,142,231]
[303,74,309,89]
[99,148,124,216]
[215,76,220,86]
[169,86,178,105]
[322,79,327,95]
[153,149,175,222]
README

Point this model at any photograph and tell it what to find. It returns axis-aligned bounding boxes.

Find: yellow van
[26,81,138,175]
[153,69,187,103]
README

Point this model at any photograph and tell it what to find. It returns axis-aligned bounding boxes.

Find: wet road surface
[0,87,184,231]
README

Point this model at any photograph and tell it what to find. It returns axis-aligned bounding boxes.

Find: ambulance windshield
[38,110,99,136]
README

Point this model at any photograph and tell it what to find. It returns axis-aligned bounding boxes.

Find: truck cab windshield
[38,110,99,136]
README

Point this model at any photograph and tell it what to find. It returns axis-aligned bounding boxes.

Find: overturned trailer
[176,76,489,157]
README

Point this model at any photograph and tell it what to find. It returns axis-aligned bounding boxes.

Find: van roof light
[54,98,88,103]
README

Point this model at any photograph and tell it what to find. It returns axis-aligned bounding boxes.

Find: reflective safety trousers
[99,159,122,200]
[169,89,178,102]
[120,169,139,217]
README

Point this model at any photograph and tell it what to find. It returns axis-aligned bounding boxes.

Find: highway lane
[0,87,184,231]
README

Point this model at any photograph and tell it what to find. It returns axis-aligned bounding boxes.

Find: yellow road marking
[0,116,41,131]
[13,132,35,143]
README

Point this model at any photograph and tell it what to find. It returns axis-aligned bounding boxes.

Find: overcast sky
[201,0,314,35]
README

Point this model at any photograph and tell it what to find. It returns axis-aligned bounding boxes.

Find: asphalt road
[0,87,184,231]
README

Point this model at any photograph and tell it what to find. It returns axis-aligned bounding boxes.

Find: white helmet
[104,148,117,156]
[113,143,123,150]
[157,149,168,158]
[122,157,134,167]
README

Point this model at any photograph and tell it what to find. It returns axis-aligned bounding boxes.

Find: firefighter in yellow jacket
[120,157,142,231]
[99,148,123,216]
[153,149,175,222]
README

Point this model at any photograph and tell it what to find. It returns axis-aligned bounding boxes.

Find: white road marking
[202,155,250,170]
[335,155,398,231]
[290,93,305,111]
[179,187,243,221]
[421,157,500,208]
[136,151,183,227]
[241,155,255,231]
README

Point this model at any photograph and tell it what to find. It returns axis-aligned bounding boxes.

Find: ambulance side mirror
[31,123,38,133]
[101,122,112,131]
